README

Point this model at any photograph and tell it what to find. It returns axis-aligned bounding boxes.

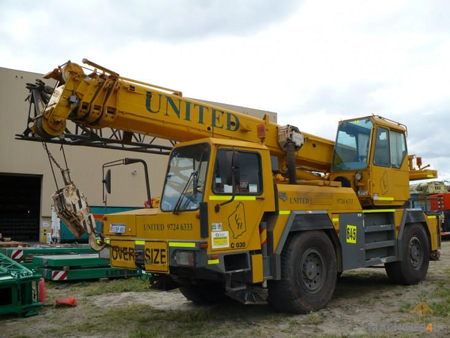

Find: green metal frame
[0,253,42,317]
[39,267,141,281]
[33,254,108,268]
[32,254,142,281]
[0,246,95,269]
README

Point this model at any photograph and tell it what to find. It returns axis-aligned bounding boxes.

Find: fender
[271,211,334,280]
[397,208,428,260]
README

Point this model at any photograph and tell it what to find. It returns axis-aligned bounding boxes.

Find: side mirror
[103,169,112,194]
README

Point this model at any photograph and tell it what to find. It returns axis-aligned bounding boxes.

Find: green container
[0,253,42,317]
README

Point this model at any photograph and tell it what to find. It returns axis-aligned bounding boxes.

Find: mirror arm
[215,168,236,213]
[124,158,152,208]
[101,158,153,208]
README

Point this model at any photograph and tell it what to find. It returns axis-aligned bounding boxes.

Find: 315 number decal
[346,225,357,244]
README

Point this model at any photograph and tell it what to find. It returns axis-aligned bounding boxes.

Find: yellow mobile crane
[20,59,440,313]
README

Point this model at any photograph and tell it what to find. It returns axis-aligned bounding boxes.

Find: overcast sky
[1,0,449,179]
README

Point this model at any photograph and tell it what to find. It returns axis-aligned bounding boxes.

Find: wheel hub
[305,261,317,279]
[409,236,423,268]
[300,248,326,293]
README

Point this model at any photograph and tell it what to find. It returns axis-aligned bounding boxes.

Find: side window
[213,150,262,194]
[374,127,390,167]
[390,131,407,168]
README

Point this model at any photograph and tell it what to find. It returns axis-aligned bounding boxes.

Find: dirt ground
[3,240,450,338]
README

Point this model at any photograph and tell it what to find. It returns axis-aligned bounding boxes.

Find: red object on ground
[38,278,46,303]
[55,297,77,307]
[431,193,450,210]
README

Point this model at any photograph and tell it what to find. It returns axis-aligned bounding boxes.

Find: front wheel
[268,231,337,314]
[385,223,429,285]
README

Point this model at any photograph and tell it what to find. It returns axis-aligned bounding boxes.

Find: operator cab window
[390,131,407,168]
[331,118,373,171]
[374,127,390,167]
[213,150,262,194]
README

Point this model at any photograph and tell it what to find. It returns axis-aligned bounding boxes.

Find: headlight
[175,251,196,267]
[355,172,363,181]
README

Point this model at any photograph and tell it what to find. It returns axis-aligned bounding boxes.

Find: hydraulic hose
[286,141,297,184]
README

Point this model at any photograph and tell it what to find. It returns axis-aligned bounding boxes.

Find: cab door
[371,127,409,205]
[207,148,267,252]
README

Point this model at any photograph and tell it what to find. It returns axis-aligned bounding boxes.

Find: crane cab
[329,116,409,207]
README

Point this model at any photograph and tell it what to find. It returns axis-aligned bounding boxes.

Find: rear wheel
[268,231,337,314]
[385,223,429,285]
[179,282,226,305]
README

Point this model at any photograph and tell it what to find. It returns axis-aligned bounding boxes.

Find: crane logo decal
[146,91,240,132]
[228,202,247,239]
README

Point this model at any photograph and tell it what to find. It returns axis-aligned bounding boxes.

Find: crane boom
[31,59,334,174]
[28,59,436,181]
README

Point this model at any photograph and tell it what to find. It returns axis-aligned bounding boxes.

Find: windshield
[332,118,373,171]
[161,143,210,212]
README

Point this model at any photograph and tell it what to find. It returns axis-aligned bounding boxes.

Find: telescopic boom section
[32,59,334,173]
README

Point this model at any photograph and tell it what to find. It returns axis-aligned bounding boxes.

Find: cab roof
[340,115,407,133]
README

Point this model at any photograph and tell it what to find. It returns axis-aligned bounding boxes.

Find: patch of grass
[415,291,430,303]
[317,335,395,338]
[432,285,450,298]
[264,313,288,324]
[83,277,152,296]
[361,297,376,305]
[289,318,301,327]
[41,328,60,335]
[304,312,324,325]
[431,301,450,317]
[129,328,161,338]
[428,283,450,317]
[398,301,412,313]
[60,304,218,337]
[249,327,265,336]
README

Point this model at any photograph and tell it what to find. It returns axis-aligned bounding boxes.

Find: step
[364,224,395,233]
[365,240,396,250]
[364,256,397,266]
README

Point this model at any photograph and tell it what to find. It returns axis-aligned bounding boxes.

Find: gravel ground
[2,239,450,338]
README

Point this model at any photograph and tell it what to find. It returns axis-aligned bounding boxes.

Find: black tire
[385,223,429,285]
[268,231,337,314]
[179,282,227,305]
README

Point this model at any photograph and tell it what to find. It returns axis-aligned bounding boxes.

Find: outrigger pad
[52,182,105,251]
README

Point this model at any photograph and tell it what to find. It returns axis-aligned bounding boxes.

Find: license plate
[110,224,126,234]
[144,241,169,273]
